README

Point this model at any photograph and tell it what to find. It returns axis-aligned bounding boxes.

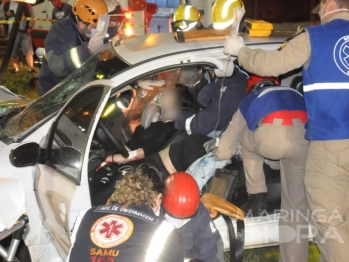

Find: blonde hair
[106,164,164,209]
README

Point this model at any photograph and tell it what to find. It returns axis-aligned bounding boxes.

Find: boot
[241,193,268,217]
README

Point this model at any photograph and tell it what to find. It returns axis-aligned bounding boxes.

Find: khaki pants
[304,140,349,262]
[241,119,309,262]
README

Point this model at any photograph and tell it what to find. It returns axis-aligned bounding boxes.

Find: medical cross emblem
[99,220,124,239]
[90,214,134,248]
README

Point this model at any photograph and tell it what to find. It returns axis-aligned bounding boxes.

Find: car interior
[85,64,284,215]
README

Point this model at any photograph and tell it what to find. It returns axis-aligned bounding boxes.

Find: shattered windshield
[0,43,130,141]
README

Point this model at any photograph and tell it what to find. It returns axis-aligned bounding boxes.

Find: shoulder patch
[90,214,134,248]
[277,28,306,51]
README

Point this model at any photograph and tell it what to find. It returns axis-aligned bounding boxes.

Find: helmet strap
[74,15,90,35]
[82,22,90,35]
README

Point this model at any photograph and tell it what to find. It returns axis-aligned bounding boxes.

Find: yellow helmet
[212,0,245,29]
[72,0,108,25]
[173,4,201,31]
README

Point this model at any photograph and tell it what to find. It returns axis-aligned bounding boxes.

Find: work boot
[241,193,268,217]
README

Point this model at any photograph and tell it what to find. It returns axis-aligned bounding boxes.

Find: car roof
[112,31,288,65]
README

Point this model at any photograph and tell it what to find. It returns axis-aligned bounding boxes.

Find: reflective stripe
[303,82,349,92]
[185,114,196,135]
[145,220,174,262]
[258,86,303,97]
[70,47,82,68]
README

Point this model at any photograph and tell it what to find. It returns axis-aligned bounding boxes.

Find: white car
[0,31,306,262]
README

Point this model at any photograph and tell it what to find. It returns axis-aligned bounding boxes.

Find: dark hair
[175,84,195,110]
[136,163,165,193]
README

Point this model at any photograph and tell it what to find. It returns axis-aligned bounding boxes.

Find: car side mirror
[10,142,41,167]
[58,146,81,169]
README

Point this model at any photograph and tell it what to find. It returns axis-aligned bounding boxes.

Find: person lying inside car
[106,66,248,166]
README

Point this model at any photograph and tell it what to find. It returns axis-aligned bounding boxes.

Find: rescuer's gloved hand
[223,35,245,56]
[137,79,165,90]
[88,31,105,53]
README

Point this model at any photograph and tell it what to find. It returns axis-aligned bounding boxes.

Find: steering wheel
[98,120,129,158]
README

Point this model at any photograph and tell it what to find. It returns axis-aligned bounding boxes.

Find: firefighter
[162,172,224,262]
[222,0,349,260]
[67,163,184,262]
[38,0,108,96]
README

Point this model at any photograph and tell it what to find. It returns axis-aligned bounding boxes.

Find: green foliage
[0,63,39,99]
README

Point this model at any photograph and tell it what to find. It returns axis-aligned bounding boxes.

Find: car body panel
[113,32,285,65]
[33,81,112,260]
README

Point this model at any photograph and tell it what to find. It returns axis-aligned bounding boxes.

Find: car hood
[0,99,31,118]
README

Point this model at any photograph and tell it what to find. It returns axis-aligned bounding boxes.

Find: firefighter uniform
[233,12,349,262]
[38,13,92,95]
[174,66,247,135]
[68,203,184,262]
[216,86,309,262]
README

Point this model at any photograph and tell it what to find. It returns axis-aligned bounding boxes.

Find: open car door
[35,81,112,260]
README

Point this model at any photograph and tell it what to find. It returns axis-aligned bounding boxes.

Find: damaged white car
[0,30,307,262]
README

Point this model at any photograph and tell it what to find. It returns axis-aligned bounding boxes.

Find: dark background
[242,0,320,23]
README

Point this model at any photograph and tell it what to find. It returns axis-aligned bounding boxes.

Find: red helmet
[162,172,200,218]
[246,74,280,94]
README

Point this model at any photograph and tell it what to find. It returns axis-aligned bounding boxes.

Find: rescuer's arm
[237,31,311,76]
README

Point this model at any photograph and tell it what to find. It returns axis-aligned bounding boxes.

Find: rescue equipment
[244,19,273,37]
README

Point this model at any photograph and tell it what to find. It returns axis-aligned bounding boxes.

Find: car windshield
[0,42,130,141]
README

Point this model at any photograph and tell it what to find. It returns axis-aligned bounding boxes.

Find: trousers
[241,119,310,262]
[304,140,349,262]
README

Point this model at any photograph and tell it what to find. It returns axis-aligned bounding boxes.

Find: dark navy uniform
[38,12,91,95]
[174,67,247,135]
[68,203,184,262]
[176,203,224,262]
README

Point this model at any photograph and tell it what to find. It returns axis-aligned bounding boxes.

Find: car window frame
[44,84,111,185]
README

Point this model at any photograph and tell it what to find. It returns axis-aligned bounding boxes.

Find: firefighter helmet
[162,172,200,218]
[72,0,108,25]
[212,0,245,29]
[172,4,201,31]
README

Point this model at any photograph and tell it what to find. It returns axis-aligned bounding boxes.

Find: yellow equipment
[244,19,273,37]
[173,4,201,31]
[212,0,245,30]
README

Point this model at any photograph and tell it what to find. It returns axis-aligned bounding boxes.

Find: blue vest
[303,19,349,140]
[239,86,306,131]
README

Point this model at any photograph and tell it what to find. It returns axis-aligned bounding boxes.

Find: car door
[35,82,112,259]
